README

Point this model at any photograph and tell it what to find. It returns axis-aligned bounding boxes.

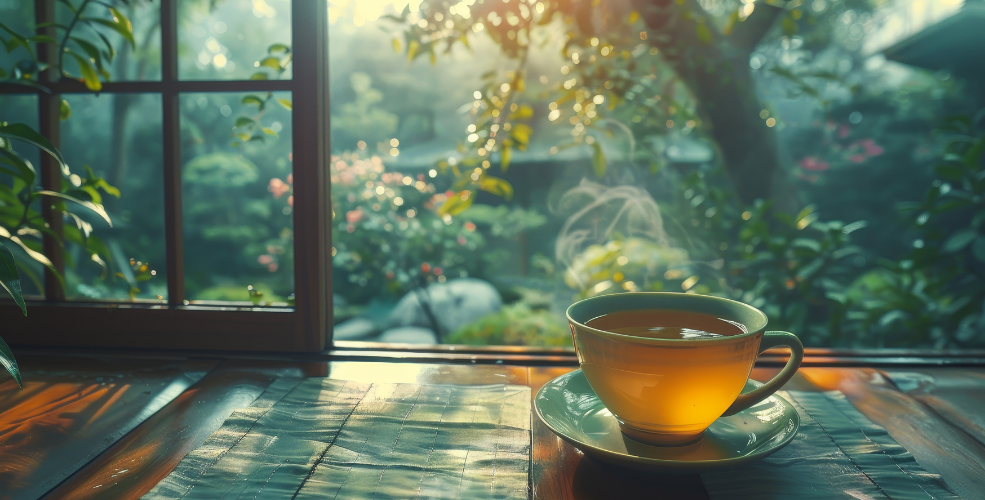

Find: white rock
[378,326,438,344]
[332,317,377,340]
[388,278,502,335]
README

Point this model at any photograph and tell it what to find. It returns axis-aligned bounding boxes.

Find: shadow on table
[569,457,709,500]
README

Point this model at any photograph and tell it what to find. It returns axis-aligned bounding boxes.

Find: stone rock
[388,278,502,335]
[332,317,377,341]
[378,326,438,344]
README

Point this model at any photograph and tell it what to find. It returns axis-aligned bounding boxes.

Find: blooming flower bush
[327,152,486,303]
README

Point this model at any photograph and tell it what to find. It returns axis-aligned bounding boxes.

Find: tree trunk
[635,0,783,204]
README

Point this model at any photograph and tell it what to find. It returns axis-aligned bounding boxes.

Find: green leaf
[250,71,269,80]
[0,148,36,186]
[943,228,977,253]
[0,335,22,389]
[0,123,67,170]
[437,190,474,216]
[94,31,115,61]
[510,123,532,147]
[71,37,102,63]
[0,241,26,316]
[261,127,278,137]
[234,117,254,128]
[276,98,292,110]
[60,99,71,120]
[782,16,797,36]
[83,8,135,48]
[591,142,606,178]
[478,175,513,200]
[500,142,511,171]
[695,23,712,44]
[258,56,281,71]
[37,190,112,226]
[65,51,102,91]
[407,39,420,60]
[267,43,290,54]
[508,105,533,120]
[242,95,265,109]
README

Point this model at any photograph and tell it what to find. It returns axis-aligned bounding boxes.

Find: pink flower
[258,255,273,265]
[799,157,829,171]
[269,178,290,198]
[346,224,355,233]
[457,235,467,245]
[268,263,278,272]
[464,221,476,232]
[433,267,443,276]
[287,195,294,207]
[346,208,364,224]
[838,124,850,138]
[849,154,866,163]
[286,174,293,184]
[861,138,884,157]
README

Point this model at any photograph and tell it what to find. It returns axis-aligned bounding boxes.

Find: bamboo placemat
[144,378,531,500]
[702,390,959,500]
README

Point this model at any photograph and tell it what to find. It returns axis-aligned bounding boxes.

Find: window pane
[329,1,984,349]
[0,94,44,298]
[55,0,162,82]
[180,92,294,305]
[0,1,34,76]
[178,0,292,81]
[59,93,167,301]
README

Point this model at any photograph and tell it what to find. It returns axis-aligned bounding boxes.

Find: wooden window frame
[0,0,330,352]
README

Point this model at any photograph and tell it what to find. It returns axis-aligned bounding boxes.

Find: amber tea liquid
[580,309,757,443]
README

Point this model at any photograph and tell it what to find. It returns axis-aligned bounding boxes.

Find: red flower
[346,208,364,224]
[799,157,829,171]
[464,221,476,232]
[421,262,431,274]
[268,263,278,272]
[433,267,443,276]
[861,138,884,157]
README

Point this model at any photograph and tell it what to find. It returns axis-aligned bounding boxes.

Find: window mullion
[290,0,330,351]
[160,0,184,306]
[36,0,65,301]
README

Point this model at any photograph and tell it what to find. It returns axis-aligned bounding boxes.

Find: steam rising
[555,180,683,291]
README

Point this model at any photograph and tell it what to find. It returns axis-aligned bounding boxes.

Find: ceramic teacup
[566,292,804,446]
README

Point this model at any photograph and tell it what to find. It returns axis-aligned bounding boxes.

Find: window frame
[0,0,330,352]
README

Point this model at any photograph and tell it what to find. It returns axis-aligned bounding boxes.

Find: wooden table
[1,352,983,499]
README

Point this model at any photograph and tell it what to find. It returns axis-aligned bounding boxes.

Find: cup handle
[722,331,804,417]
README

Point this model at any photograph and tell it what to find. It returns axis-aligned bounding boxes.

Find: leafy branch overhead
[231,43,293,147]
[0,0,137,91]
[0,0,136,388]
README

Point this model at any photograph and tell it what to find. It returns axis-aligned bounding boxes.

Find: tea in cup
[566,292,804,446]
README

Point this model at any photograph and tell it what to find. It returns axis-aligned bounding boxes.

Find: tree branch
[729,2,784,53]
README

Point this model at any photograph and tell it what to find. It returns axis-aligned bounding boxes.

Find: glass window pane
[59,93,167,301]
[329,1,985,349]
[178,0,292,81]
[0,2,34,77]
[180,92,294,305]
[55,0,162,82]
[0,94,44,298]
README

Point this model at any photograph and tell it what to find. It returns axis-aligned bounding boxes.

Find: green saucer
[534,369,800,473]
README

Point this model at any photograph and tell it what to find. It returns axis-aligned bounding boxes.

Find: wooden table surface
[0,353,983,499]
